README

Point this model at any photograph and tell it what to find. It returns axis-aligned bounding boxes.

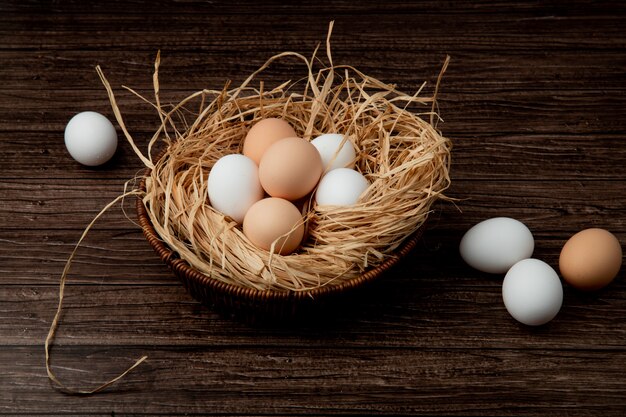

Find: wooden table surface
[3,1,626,415]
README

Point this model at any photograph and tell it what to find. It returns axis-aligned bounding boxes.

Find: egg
[259,137,323,201]
[243,198,305,255]
[64,111,118,166]
[311,133,356,171]
[459,217,534,274]
[559,228,622,291]
[315,168,370,206]
[207,154,264,224]
[242,118,297,165]
[502,258,563,326]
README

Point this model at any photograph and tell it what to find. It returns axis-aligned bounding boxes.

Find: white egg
[207,154,264,224]
[64,111,118,166]
[311,133,356,171]
[315,168,369,206]
[502,258,563,326]
[459,217,534,274]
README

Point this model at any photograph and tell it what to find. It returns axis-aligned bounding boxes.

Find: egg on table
[64,111,118,166]
[459,217,535,274]
[559,228,622,291]
[502,258,563,326]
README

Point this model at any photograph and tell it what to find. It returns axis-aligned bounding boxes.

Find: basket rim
[136,149,425,302]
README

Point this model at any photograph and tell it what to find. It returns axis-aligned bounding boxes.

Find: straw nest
[100,26,451,293]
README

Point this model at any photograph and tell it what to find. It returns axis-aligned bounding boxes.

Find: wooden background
[2,1,626,415]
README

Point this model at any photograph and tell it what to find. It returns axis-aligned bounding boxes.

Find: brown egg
[242,118,297,165]
[559,228,622,291]
[243,197,304,255]
[258,137,323,201]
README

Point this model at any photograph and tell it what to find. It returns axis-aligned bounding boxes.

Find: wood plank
[0,219,626,286]
[0,179,135,230]
[2,12,625,53]
[3,0,626,15]
[3,131,626,181]
[2,86,626,137]
[0,131,151,181]
[2,179,625,231]
[442,180,626,234]
[450,134,626,181]
[2,49,626,92]
[3,345,626,416]
[0,229,174,285]
[4,270,625,348]
[0,224,620,286]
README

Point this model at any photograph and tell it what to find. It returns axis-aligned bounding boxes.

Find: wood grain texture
[3,279,626,348]
[4,346,626,415]
[3,132,626,181]
[2,0,626,415]
[2,179,624,231]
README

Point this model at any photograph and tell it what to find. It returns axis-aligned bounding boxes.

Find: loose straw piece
[430,55,451,127]
[96,66,154,170]
[45,188,148,395]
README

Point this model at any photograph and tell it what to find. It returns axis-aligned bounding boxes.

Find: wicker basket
[124,36,450,323]
[137,171,426,323]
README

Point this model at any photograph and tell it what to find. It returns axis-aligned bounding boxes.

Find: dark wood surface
[2,1,626,415]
